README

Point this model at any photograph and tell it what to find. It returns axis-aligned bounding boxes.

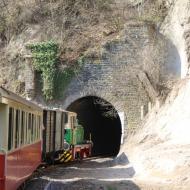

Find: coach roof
[0,86,42,111]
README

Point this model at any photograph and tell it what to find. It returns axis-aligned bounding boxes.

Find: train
[0,86,92,190]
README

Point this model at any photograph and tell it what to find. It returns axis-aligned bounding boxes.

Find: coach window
[37,115,39,140]
[15,110,20,149]
[34,115,37,141]
[35,116,38,140]
[21,111,25,145]
[38,116,40,139]
[25,112,28,144]
[28,113,31,143]
[8,107,14,151]
[31,114,34,142]
[33,114,36,141]
[38,116,41,139]
[37,115,40,140]
[34,115,36,141]
[36,116,38,140]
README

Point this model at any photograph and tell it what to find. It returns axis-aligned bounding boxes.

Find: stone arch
[159,34,181,79]
[63,90,122,112]
[66,95,123,157]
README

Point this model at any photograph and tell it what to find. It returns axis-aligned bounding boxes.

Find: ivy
[54,56,86,99]
[77,55,86,68]
[27,42,87,100]
[54,68,75,99]
[27,41,58,100]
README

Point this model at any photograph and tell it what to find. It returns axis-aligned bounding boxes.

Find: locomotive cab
[64,114,85,146]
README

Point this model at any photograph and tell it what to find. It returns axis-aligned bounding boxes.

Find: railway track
[23,156,190,190]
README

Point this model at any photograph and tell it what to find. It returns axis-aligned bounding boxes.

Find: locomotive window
[73,116,75,127]
[15,110,20,149]
[64,113,68,124]
[70,116,75,128]
[8,107,14,151]
[70,116,73,128]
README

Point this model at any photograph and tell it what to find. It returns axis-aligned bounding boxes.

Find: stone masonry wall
[59,23,157,140]
[27,22,181,144]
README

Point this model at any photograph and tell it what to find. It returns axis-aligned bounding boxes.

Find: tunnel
[67,96,122,157]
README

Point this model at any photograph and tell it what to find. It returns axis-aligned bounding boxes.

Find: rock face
[124,0,190,187]
[161,0,190,78]
[127,78,190,188]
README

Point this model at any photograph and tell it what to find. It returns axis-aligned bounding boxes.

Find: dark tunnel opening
[67,96,122,157]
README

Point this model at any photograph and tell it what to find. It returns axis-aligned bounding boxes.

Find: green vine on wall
[27,41,58,100]
[54,57,85,99]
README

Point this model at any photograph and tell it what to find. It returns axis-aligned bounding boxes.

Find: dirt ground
[24,155,189,190]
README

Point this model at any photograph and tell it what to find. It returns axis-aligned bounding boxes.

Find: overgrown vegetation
[27,40,83,100]
[27,41,58,100]
[53,53,87,99]
[54,67,75,99]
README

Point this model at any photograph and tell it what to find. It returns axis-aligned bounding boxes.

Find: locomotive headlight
[64,141,70,151]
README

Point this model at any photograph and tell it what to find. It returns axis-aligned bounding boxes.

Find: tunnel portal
[67,96,122,157]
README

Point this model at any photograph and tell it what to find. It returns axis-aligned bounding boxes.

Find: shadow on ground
[74,153,130,168]
[46,179,141,190]
[24,154,136,190]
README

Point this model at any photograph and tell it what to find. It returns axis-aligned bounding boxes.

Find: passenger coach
[0,87,43,190]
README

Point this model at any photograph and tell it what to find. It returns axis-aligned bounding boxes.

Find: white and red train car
[0,87,43,190]
[0,87,92,190]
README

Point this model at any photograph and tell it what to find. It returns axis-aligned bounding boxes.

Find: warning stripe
[63,153,70,161]
[64,155,72,162]
[57,151,72,163]
[55,151,67,161]
[54,150,72,163]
